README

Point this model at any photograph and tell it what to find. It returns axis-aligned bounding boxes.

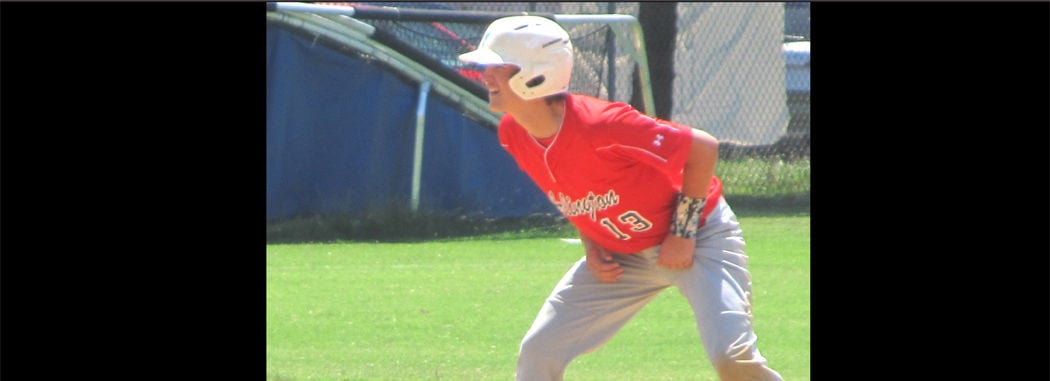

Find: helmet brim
[458,49,505,65]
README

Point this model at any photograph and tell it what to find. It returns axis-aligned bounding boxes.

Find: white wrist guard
[670,194,705,239]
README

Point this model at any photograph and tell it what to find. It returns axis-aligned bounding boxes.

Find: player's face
[480,64,522,113]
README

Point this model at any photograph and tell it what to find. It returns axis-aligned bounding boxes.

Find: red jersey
[498,94,722,253]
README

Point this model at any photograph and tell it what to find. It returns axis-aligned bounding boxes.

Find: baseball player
[459,16,784,381]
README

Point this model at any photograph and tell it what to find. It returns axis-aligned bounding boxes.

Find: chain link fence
[342,2,810,210]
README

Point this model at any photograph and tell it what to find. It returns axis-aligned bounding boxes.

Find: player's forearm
[579,230,609,264]
[578,230,600,254]
[666,129,717,241]
[681,128,719,199]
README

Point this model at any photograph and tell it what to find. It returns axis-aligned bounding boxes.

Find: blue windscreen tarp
[266,23,557,222]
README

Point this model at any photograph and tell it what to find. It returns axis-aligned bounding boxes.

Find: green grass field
[266,214,810,381]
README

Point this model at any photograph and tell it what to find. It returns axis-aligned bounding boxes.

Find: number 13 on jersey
[599,211,653,240]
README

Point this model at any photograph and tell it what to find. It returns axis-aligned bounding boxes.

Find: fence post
[411,81,431,212]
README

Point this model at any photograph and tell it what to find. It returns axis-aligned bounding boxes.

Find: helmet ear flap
[523,62,551,89]
[509,63,556,100]
[507,69,534,99]
[525,75,546,89]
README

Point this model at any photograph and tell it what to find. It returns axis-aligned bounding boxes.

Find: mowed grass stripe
[267,215,809,381]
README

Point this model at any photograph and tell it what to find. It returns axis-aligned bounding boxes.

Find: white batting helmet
[458,15,574,100]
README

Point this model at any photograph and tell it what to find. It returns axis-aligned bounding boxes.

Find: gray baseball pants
[516,197,784,381]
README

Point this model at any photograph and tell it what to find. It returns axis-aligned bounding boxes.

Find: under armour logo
[652,134,664,147]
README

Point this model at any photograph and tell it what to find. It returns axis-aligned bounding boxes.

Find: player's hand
[585,245,623,283]
[657,234,695,270]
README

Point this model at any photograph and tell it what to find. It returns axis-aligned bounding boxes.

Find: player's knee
[516,331,567,367]
[517,334,567,381]
[518,332,556,362]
